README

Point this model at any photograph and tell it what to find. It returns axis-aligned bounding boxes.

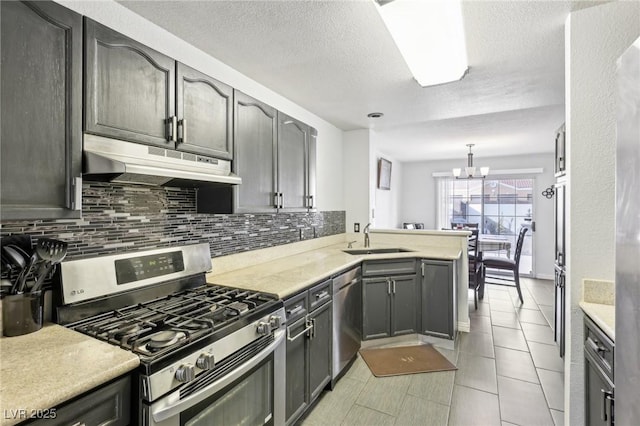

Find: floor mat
[359,344,457,377]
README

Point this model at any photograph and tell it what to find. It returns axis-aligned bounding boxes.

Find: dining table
[478,234,512,259]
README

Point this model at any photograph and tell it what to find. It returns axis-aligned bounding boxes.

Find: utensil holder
[2,291,44,337]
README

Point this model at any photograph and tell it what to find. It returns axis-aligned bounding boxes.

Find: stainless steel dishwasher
[331,266,362,386]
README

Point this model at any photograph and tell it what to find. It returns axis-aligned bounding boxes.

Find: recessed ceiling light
[367,112,384,118]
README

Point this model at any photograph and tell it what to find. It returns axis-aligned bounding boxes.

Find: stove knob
[196,353,215,370]
[269,315,282,329]
[256,321,272,336]
[175,364,196,383]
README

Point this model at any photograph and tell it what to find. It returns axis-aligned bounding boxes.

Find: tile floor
[302,278,564,426]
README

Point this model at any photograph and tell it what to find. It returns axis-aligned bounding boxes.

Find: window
[438,177,534,275]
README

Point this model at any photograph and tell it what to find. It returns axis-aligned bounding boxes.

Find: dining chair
[482,226,528,304]
[467,229,483,309]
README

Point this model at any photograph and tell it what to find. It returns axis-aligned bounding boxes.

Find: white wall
[55,0,345,211]
[371,131,403,228]
[399,153,557,278]
[565,3,640,425]
[343,130,372,233]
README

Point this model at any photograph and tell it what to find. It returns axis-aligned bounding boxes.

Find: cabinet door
[421,260,454,339]
[308,301,332,402]
[85,19,175,148]
[176,63,233,159]
[307,128,318,211]
[362,278,391,340]
[391,275,419,336]
[277,112,309,211]
[1,0,82,220]
[233,91,277,213]
[285,316,308,424]
[585,351,614,426]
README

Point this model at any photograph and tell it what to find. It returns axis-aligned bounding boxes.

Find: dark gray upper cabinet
[278,112,313,212]
[231,90,317,214]
[233,91,278,213]
[308,128,317,211]
[420,260,455,339]
[176,63,233,159]
[84,18,175,148]
[1,0,82,220]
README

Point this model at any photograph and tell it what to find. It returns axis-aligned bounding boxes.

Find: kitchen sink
[342,248,414,255]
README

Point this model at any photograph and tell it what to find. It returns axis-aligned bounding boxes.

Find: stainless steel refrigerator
[615,36,640,426]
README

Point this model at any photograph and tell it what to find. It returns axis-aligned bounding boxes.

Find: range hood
[83,134,241,187]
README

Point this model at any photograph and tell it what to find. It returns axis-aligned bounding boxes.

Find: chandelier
[452,144,489,179]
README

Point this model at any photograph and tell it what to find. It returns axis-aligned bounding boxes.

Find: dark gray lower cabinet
[31,375,131,426]
[1,0,82,220]
[584,316,615,425]
[362,274,418,340]
[420,260,456,339]
[285,280,332,425]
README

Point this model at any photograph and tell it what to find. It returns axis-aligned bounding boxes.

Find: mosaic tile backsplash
[1,182,346,262]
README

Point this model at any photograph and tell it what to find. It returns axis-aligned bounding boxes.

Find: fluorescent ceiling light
[374,0,469,87]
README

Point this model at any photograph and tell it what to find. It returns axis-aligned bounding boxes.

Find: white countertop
[580,302,615,340]
[207,240,462,298]
[0,324,139,425]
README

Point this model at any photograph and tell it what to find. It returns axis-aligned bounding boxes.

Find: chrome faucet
[364,223,371,248]
[347,240,357,248]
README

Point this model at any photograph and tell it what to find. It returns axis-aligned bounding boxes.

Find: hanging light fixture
[452,144,489,179]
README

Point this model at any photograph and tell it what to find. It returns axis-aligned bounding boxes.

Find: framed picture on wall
[378,158,392,190]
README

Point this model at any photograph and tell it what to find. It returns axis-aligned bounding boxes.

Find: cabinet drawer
[362,259,417,277]
[584,316,614,380]
[31,375,131,426]
[284,291,308,323]
[309,279,332,311]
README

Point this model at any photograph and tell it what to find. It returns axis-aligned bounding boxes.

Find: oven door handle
[151,329,285,423]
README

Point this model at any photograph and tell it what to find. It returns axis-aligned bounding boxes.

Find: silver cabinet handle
[168,116,178,142]
[287,305,303,317]
[387,278,391,295]
[315,290,329,300]
[287,318,313,341]
[310,318,316,339]
[178,118,187,144]
[392,280,396,294]
[273,192,279,209]
[421,263,425,276]
[308,195,314,208]
[279,193,284,209]
[600,388,614,422]
[72,176,82,211]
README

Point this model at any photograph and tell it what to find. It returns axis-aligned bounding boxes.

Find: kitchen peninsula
[206,229,470,333]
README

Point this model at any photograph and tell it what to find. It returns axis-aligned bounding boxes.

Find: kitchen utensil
[29,238,68,294]
[14,252,39,294]
[2,246,26,271]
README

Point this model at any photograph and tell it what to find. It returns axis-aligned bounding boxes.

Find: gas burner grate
[70,284,279,360]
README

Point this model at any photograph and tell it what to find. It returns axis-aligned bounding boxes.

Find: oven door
[145,329,285,426]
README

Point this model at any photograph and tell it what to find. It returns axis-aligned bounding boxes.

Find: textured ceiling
[117,0,599,161]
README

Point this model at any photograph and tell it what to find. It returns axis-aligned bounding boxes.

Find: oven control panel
[115,251,185,285]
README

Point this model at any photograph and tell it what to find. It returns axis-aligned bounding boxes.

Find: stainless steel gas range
[55,243,286,426]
